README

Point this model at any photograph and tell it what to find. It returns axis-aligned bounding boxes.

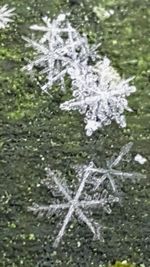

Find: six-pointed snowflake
[60,57,136,136]
[28,162,119,248]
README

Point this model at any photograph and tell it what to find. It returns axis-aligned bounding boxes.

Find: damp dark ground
[0,0,149,266]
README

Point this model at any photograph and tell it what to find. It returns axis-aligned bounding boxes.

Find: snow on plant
[0,5,15,29]
[60,57,136,136]
[28,143,145,248]
[22,14,98,92]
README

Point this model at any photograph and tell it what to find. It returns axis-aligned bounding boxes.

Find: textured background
[0,0,149,266]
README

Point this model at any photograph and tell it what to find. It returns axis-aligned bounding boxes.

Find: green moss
[109,261,146,267]
[0,47,21,61]
[110,261,136,267]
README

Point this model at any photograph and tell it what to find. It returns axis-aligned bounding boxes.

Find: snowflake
[28,143,145,247]
[28,162,119,248]
[23,14,98,92]
[79,142,146,193]
[0,5,15,29]
[60,57,136,136]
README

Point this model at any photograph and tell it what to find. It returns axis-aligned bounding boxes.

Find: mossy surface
[0,0,149,266]
[109,260,146,267]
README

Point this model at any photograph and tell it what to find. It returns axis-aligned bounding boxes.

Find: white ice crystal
[28,162,119,248]
[23,14,98,92]
[60,57,136,136]
[28,143,145,247]
[0,5,15,29]
[134,154,147,165]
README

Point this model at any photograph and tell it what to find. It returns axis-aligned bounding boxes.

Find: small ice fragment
[134,154,147,165]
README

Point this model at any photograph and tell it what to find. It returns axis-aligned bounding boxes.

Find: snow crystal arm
[22,36,49,54]
[111,142,133,167]
[46,168,71,201]
[76,210,98,237]
[0,5,15,29]
[28,203,70,214]
[53,202,74,248]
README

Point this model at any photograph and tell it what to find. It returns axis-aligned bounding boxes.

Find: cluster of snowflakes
[1,6,147,248]
[28,142,146,247]
[0,8,136,136]
[22,14,136,136]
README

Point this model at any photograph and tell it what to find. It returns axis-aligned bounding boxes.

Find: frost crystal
[23,14,98,92]
[60,57,136,136]
[28,143,145,247]
[0,5,15,29]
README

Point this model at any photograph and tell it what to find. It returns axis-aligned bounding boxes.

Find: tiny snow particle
[134,154,147,165]
[93,5,114,20]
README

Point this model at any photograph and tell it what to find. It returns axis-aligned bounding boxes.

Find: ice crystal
[0,5,15,29]
[23,14,98,92]
[28,162,119,248]
[60,57,136,136]
[28,143,145,247]
[81,142,146,192]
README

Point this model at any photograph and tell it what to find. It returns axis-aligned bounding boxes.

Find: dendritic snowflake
[28,163,119,248]
[0,5,15,29]
[28,143,145,248]
[60,57,136,136]
[23,14,98,92]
